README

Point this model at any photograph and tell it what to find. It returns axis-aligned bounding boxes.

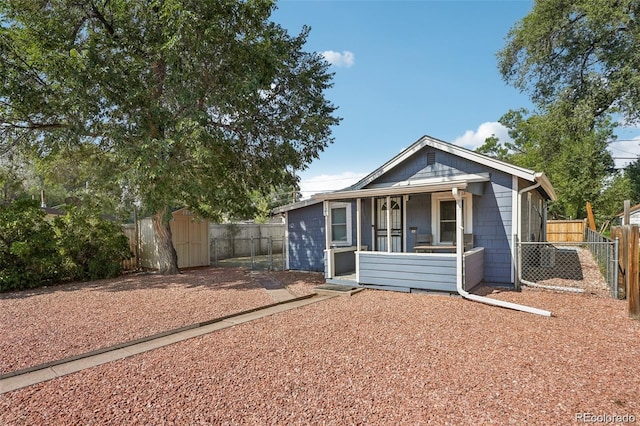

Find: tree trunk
[152,207,180,274]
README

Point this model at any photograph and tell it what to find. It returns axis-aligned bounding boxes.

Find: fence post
[628,226,639,319]
[613,237,619,299]
[268,236,273,270]
[213,238,218,267]
[250,236,255,269]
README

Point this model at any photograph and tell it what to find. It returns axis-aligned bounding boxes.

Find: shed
[616,202,640,226]
[139,208,210,269]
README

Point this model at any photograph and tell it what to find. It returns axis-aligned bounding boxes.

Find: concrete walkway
[1,289,335,394]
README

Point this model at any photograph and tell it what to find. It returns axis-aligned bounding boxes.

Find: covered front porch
[319,176,489,294]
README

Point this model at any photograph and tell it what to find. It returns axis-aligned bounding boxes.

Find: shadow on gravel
[0,267,265,299]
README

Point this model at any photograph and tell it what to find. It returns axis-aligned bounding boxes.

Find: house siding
[406,193,432,249]
[371,147,514,284]
[358,252,457,292]
[374,147,486,184]
[286,203,325,272]
[473,171,513,283]
[519,178,547,242]
[357,249,484,292]
[281,138,550,288]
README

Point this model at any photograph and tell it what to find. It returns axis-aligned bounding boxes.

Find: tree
[625,158,640,203]
[498,0,640,124]
[494,0,640,220]
[595,171,634,224]
[0,0,339,274]
[476,102,615,219]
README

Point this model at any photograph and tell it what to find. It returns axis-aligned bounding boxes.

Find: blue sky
[271,0,640,198]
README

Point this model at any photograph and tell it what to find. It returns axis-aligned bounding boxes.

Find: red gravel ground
[1,269,639,424]
[0,267,277,374]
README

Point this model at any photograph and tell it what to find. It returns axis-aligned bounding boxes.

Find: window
[439,200,456,243]
[329,202,352,246]
[431,192,472,244]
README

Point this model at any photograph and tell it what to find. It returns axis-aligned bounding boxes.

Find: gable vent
[426,151,436,166]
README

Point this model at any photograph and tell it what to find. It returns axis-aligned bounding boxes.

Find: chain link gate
[211,236,286,270]
[516,236,618,297]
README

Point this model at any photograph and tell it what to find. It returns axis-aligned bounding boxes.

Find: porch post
[386,195,392,253]
[356,198,362,250]
[324,200,330,249]
[453,188,464,290]
[323,200,331,278]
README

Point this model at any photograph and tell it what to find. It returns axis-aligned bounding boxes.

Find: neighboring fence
[546,219,586,242]
[516,237,618,297]
[210,222,286,270]
[610,226,640,318]
[121,223,139,271]
[211,237,285,270]
[209,223,284,258]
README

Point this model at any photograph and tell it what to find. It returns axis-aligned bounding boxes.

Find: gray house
[273,135,556,293]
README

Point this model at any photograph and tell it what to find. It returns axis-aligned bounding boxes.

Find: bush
[0,199,132,291]
[53,206,131,281]
[0,199,61,291]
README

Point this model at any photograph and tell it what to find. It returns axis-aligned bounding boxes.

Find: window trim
[329,202,352,246]
[431,192,473,245]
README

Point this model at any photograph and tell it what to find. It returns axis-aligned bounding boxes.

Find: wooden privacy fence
[546,219,586,242]
[611,225,640,319]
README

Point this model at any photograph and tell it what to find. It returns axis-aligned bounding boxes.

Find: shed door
[172,217,190,268]
[375,197,403,252]
[171,214,208,268]
[188,220,208,267]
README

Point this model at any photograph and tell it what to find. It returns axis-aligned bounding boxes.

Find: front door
[375,197,403,252]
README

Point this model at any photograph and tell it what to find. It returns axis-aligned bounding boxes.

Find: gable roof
[350,134,554,197]
[315,134,555,201]
[272,133,557,213]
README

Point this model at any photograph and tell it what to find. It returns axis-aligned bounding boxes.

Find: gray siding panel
[287,203,325,272]
[358,252,457,292]
[463,248,484,290]
[358,250,483,292]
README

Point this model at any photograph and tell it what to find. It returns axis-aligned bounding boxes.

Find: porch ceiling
[313,173,490,201]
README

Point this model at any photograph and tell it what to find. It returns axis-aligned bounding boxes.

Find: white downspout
[452,187,552,317]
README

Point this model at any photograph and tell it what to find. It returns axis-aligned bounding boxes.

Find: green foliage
[476,104,615,219]
[595,172,634,223]
[0,199,61,290]
[0,199,131,291]
[495,1,640,222]
[0,0,339,273]
[53,206,131,282]
[498,0,640,124]
[625,159,640,203]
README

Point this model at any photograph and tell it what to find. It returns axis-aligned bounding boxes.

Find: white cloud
[609,136,640,169]
[299,171,367,199]
[453,122,512,150]
[322,50,355,68]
